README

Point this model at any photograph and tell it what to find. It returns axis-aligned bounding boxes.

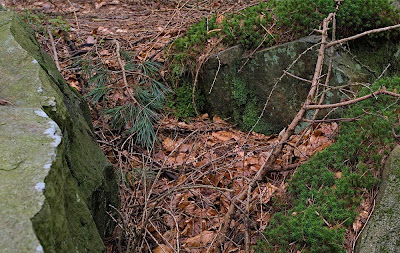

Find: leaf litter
[113,113,338,252]
[3,0,374,252]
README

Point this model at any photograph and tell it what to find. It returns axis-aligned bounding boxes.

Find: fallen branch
[213,13,335,253]
[114,40,139,105]
[46,23,60,71]
[326,23,400,48]
[305,88,400,110]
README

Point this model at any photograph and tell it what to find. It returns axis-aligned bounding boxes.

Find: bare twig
[213,13,335,253]
[305,88,400,110]
[114,40,139,105]
[209,54,221,94]
[326,23,400,48]
[46,23,60,71]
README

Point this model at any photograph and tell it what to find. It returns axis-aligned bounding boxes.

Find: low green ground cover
[255,76,400,252]
[168,0,400,121]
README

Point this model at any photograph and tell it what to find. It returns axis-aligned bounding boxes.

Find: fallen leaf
[163,137,175,152]
[212,131,233,142]
[353,219,363,232]
[153,244,173,253]
[216,15,224,24]
[184,231,215,248]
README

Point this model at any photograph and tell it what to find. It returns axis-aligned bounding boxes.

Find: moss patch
[255,76,400,252]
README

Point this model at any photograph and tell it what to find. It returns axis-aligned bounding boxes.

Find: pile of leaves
[101,114,338,252]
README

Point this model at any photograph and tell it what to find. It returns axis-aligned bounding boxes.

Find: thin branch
[209,54,221,94]
[213,13,335,253]
[114,40,139,105]
[46,23,60,71]
[326,23,400,48]
[305,88,400,110]
[284,70,312,83]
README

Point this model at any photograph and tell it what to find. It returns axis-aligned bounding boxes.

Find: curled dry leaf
[163,137,175,152]
[353,219,363,232]
[153,244,173,253]
[212,131,235,142]
[184,230,215,248]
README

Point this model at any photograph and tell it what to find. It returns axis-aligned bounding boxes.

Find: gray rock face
[355,146,400,253]
[199,36,371,134]
[0,11,118,252]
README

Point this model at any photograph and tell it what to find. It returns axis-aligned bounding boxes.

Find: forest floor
[2,0,367,252]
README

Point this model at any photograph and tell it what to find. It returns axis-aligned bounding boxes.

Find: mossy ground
[167,0,400,126]
[255,76,400,252]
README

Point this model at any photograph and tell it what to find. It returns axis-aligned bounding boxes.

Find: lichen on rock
[200,36,372,134]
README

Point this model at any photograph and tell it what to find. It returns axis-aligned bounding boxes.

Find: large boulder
[0,11,118,252]
[355,145,400,253]
[199,36,372,134]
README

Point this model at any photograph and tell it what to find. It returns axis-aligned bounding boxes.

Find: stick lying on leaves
[213,11,400,252]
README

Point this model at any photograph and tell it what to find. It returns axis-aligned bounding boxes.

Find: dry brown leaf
[216,15,224,24]
[184,231,215,248]
[353,219,363,232]
[335,172,342,179]
[163,137,175,152]
[153,244,173,253]
[212,131,234,142]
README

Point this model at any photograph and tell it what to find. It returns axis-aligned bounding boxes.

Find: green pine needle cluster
[82,52,171,149]
[255,76,400,252]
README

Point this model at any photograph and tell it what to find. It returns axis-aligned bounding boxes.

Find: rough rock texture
[200,36,372,134]
[355,145,400,253]
[0,11,117,252]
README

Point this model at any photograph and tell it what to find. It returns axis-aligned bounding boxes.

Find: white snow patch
[34,109,48,118]
[34,182,45,192]
[43,121,62,147]
[36,244,44,252]
[32,59,38,64]
[43,163,52,170]
[37,86,43,94]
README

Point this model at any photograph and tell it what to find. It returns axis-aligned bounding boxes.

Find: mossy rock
[355,145,400,253]
[0,11,118,252]
[200,36,372,134]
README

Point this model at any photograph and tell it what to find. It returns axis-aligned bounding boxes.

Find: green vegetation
[168,82,204,120]
[255,76,400,252]
[167,0,400,122]
[20,9,71,35]
[82,54,171,149]
[230,77,270,133]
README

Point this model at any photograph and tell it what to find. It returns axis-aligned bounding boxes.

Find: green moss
[167,0,400,124]
[256,76,400,252]
[232,77,248,106]
[168,82,205,120]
